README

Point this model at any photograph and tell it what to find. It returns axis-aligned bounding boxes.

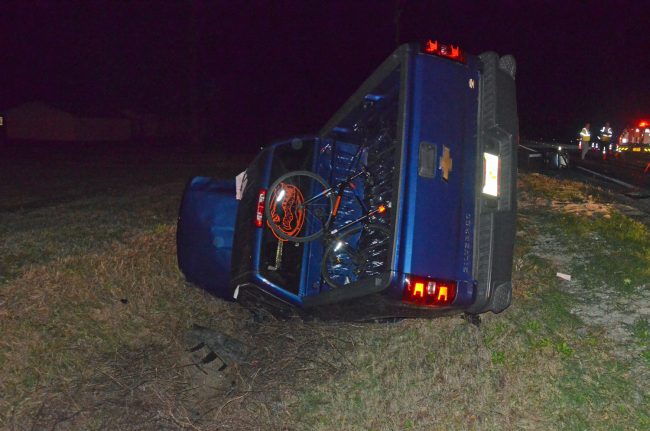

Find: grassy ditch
[1,162,648,430]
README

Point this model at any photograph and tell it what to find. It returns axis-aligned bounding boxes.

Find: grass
[1,156,648,430]
[552,210,650,291]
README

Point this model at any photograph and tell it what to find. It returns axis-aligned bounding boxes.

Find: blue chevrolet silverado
[177,41,518,320]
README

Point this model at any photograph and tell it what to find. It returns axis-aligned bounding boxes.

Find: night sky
[2,1,649,151]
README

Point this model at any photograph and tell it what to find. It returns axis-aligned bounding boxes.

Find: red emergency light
[421,39,465,63]
[639,120,649,128]
[402,275,457,307]
[255,189,266,227]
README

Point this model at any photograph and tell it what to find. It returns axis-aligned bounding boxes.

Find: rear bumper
[235,279,473,320]
[234,266,477,317]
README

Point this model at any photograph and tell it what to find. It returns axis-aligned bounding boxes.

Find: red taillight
[424,39,438,53]
[421,39,465,63]
[255,189,266,228]
[402,275,457,307]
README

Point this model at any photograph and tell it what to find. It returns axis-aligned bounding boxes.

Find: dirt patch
[520,186,650,364]
[519,195,643,219]
[563,282,650,354]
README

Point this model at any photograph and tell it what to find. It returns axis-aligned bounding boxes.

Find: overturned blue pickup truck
[177,41,518,319]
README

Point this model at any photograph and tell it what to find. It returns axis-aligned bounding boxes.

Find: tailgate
[398,53,480,283]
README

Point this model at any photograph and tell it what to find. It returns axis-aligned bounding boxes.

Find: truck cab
[177,41,519,319]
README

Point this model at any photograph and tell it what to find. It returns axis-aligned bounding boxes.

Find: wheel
[321,223,391,288]
[265,170,334,243]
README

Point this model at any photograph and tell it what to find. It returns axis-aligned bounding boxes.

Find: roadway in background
[518,139,650,219]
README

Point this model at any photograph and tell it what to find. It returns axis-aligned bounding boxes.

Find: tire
[321,223,391,288]
[265,170,334,243]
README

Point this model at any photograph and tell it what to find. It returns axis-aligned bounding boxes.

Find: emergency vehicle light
[403,275,457,306]
[639,121,648,128]
[255,189,266,227]
[421,39,465,63]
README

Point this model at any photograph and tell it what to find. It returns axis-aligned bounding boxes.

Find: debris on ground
[556,272,572,281]
[185,324,253,368]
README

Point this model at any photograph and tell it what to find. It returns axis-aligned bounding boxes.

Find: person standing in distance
[580,123,591,160]
[599,122,613,157]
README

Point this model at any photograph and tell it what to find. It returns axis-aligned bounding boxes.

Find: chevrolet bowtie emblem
[440,145,453,181]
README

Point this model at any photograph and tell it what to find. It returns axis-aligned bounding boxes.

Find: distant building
[2,102,131,142]
[0,112,6,143]
[0,102,208,150]
[121,110,161,141]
